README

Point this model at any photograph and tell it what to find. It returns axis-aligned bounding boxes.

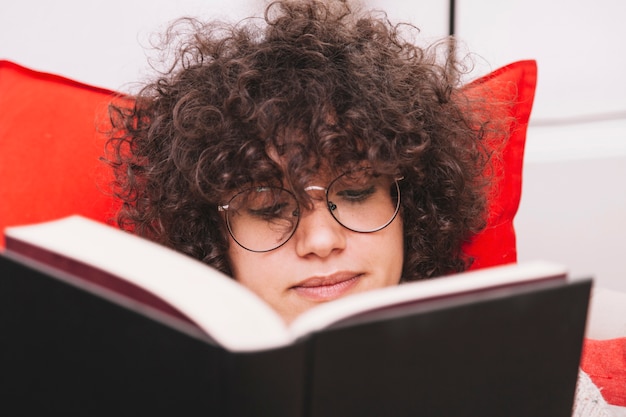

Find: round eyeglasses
[218,168,402,252]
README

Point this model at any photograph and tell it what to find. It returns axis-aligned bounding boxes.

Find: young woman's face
[225,170,404,323]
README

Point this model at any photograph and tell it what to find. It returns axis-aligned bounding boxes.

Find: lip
[290,272,363,302]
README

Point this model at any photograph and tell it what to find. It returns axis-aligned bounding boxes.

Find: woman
[106,0,491,323]
[106,1,614,413]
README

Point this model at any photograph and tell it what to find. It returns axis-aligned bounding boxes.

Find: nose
[293,199,347,258]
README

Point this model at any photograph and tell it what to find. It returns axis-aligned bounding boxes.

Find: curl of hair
[105,0,502,281]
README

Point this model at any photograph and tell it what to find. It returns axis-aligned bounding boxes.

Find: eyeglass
[218,168,402,252]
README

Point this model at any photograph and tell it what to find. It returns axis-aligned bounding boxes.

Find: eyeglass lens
[224,170,400,252]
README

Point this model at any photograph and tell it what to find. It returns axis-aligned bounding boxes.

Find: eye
[335,185,376,202]
[247,202,292,220]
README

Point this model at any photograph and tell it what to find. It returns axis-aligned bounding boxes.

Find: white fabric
[573,370,613,417]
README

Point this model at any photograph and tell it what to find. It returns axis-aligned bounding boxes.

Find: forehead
[222,123,399,202]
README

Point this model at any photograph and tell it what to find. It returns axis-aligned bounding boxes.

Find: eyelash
[248,203,292,219]
[335,186,376,202]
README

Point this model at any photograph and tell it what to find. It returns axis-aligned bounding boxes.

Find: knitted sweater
[573,371,613,417]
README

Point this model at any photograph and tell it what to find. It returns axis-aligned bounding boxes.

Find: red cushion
[0,60,120,247]
[461,60,538,270]
[581,337,626,406]
[0,59,537,265]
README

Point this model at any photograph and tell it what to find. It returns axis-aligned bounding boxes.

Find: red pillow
[581,337,626,406]
[461,60,538,270]
[0,59,537,268]
[0,60,120,247]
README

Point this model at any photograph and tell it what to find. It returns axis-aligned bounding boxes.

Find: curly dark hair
[105,0,498,282]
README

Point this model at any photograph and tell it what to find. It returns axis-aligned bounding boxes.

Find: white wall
[517,148,626,292]
[0,0,447,92]
[457,0,626,122]
[453,0,626,291]
[0,0,264,92]
[1,0,625,290]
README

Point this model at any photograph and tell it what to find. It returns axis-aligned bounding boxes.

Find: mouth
[290,272,363,302]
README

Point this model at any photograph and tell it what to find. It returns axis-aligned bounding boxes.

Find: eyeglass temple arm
[304,185,326,192]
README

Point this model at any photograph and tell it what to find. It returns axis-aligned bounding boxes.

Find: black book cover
[0,254,590,417]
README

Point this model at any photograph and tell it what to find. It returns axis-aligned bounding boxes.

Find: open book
[5,215,572,350]
[1,216,591,417]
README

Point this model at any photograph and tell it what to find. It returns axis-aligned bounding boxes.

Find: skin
[228,182,404,324]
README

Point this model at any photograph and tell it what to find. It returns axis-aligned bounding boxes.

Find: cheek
[227,243,255,283]
[385,217,404,280]
[358,216,404,284]
[227,242,288,294]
